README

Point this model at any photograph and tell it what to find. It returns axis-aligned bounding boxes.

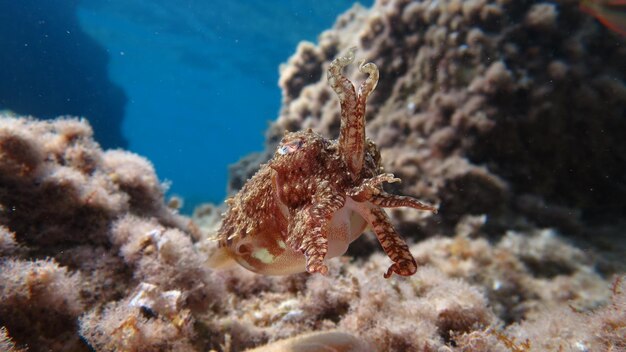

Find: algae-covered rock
[233,0,626,237]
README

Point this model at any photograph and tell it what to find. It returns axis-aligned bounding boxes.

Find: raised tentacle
[356,60,379,113]
[347,173,400,202]
[328,47,365,180]
[327,47,357,106]
[351,61,379,178]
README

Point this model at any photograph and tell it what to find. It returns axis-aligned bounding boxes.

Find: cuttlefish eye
[277,139,303,155]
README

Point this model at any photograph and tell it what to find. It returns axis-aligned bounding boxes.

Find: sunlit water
[77,0,373,212]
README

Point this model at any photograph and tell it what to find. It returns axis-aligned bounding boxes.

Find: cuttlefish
[210,48,437,278]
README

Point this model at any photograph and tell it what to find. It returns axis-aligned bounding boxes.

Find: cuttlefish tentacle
[347,173,400,202]
[286,180,346,275]
[359,205,418,278]
[371,193,439,213]
[356,60,379,111]
[328,47,376,179]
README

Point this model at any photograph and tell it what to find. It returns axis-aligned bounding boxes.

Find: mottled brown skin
[215,48,437,278]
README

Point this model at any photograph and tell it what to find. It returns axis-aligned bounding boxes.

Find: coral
[524,3,558,30]
[334,265,495,349]
[220,1,626,346]
[192,196,618,350]
[230,0,626,241]
[108,215,224,311]
[0,226,19,256]
[501,276,626,351]
[0,115,222,351]
[0,259,84,351]
[103,150,165,215]
[0,117,123,248]
[79,283,196,352]
[592,277,626,350]
[0,113,623,352]
[197,222,617,351]
[0,327,26,352]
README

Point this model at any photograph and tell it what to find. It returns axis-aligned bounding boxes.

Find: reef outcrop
[0,116,223,351]
[234,0,626,243]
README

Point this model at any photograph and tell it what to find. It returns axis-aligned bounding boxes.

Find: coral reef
[2,0,626,351]
[214,0,625,349]
[0,259,83,350]
[0,116,222,351]
[0,118,624,351]
[198,216,617,351]
[234,0,626,240]
[0,327,26,352]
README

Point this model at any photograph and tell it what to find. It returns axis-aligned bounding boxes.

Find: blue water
[74,0,372,212]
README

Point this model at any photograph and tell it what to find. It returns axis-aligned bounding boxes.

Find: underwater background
[1,0,626,351]
[1,0,372,211]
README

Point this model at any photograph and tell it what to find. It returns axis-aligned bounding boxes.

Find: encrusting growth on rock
[0,116,223,351]
[213,47,437,278]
